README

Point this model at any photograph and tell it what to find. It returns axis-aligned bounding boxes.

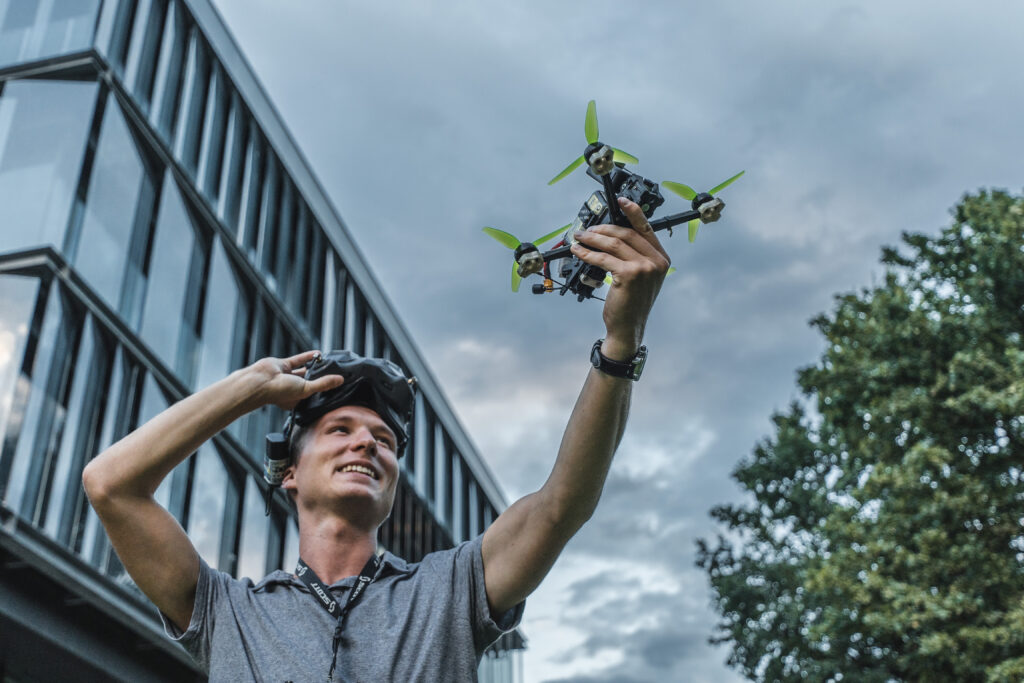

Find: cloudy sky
[208,1,1024,679]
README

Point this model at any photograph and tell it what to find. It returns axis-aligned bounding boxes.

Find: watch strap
[591,338,647,381]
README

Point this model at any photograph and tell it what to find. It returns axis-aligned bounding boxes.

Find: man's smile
[335,463,379,480]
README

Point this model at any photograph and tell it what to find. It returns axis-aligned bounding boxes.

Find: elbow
[542,488,600,536]
[81,456,120,509]
[81,459,106,505]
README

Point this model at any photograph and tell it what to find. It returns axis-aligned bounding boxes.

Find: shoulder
[398,535,482,571]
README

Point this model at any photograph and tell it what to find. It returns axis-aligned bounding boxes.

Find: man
[82,197,669,681]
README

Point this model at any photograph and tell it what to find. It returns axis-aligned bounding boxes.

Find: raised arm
[482,198,670,615]
[81,351,344,631]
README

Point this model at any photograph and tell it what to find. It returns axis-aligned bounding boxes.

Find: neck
[295,514,378,584]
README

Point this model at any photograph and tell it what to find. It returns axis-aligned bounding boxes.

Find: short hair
[289,422,314,463]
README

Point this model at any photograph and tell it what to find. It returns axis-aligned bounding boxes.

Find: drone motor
[514,242,545,278]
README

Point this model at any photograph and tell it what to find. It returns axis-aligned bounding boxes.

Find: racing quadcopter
[483,100,743,301]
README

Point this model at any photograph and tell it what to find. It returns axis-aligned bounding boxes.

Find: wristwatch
[590,339,647,381]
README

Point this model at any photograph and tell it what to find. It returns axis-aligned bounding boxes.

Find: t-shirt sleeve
[158,555,224,672]
[456,533,525,652]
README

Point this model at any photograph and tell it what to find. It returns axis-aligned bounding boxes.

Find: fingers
[575,223,661,262]
[569,241,626,275]
[572,219,670,278]
[305,374,345,394]
[618,198,670,261]
[282,350,345,394]
[283,349,322,373]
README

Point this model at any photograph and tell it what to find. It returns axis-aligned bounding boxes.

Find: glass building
[0,1,523,680]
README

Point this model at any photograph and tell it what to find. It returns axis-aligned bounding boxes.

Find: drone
[484,100,744,301]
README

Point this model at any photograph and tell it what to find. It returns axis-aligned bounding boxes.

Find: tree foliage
[697,190,1024,682]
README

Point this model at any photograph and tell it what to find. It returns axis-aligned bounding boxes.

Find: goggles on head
[264,351,417,494]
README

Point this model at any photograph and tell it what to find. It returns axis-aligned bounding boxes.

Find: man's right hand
[249,350,347,411]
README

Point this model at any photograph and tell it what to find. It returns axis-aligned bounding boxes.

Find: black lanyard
[295,554,381,682]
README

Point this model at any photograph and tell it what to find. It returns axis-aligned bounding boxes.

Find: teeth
[339,464,377,479]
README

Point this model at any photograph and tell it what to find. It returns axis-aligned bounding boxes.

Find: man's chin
[322,488,393,521]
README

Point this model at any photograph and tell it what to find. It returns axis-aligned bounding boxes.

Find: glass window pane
[237,476,267,579]
[217,94,246,231]
[194,237,239,390]
[127,0,167,109]
[305,226,326,336]
[0,0,100,69]
[123,0,154,92]
[42,315,97,539]
[3,282,63,513]
[320,251,335,349]
[0,275,40,446]
[256,156,280,275]
[74,93,148,310]
[78,346,128,564]
[198,66,228,200]
[149,0,186,138]
[93,0,135,69]
[0,79,98,254]
[139,173,196,371]
[173,30,209,173]
[41,1,101,56]
[269,179,294,288]
[188,443,226,569]
[238,133,264,255]
[285,203,310,310]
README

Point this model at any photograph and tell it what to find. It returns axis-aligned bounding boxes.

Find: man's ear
[280,462,297,492]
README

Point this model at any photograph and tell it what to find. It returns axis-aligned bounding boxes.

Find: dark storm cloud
[210,1,1024,679]
[548,576,729,680]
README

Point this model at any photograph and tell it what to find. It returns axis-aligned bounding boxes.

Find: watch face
[631,347,647,380]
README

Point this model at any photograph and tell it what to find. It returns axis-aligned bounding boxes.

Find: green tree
[697,190,1024,682]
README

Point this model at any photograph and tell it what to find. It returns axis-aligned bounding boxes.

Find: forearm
[83,366,265,502]
[540,355,634,529]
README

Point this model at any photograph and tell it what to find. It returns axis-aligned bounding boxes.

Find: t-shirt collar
[254,550,413,591]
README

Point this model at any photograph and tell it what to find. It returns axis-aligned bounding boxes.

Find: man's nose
[351,426,377,452]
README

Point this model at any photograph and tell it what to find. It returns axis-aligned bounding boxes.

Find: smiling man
[82,197,669,681]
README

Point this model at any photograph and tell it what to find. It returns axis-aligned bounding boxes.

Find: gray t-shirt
[162,534,523,682]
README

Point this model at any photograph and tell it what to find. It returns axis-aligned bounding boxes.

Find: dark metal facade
[0,1,523,681]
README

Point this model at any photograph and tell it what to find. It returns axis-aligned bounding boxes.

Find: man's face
[282,404,399,528]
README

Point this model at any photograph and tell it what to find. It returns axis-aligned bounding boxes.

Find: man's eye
[376,437,394,449]
[331,426,349,434]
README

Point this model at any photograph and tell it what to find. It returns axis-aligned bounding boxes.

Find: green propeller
[482,224,570,291]
[548,100,639,185]
[661,171,745,242]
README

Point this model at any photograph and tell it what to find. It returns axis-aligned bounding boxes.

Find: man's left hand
[570,197,671,360]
